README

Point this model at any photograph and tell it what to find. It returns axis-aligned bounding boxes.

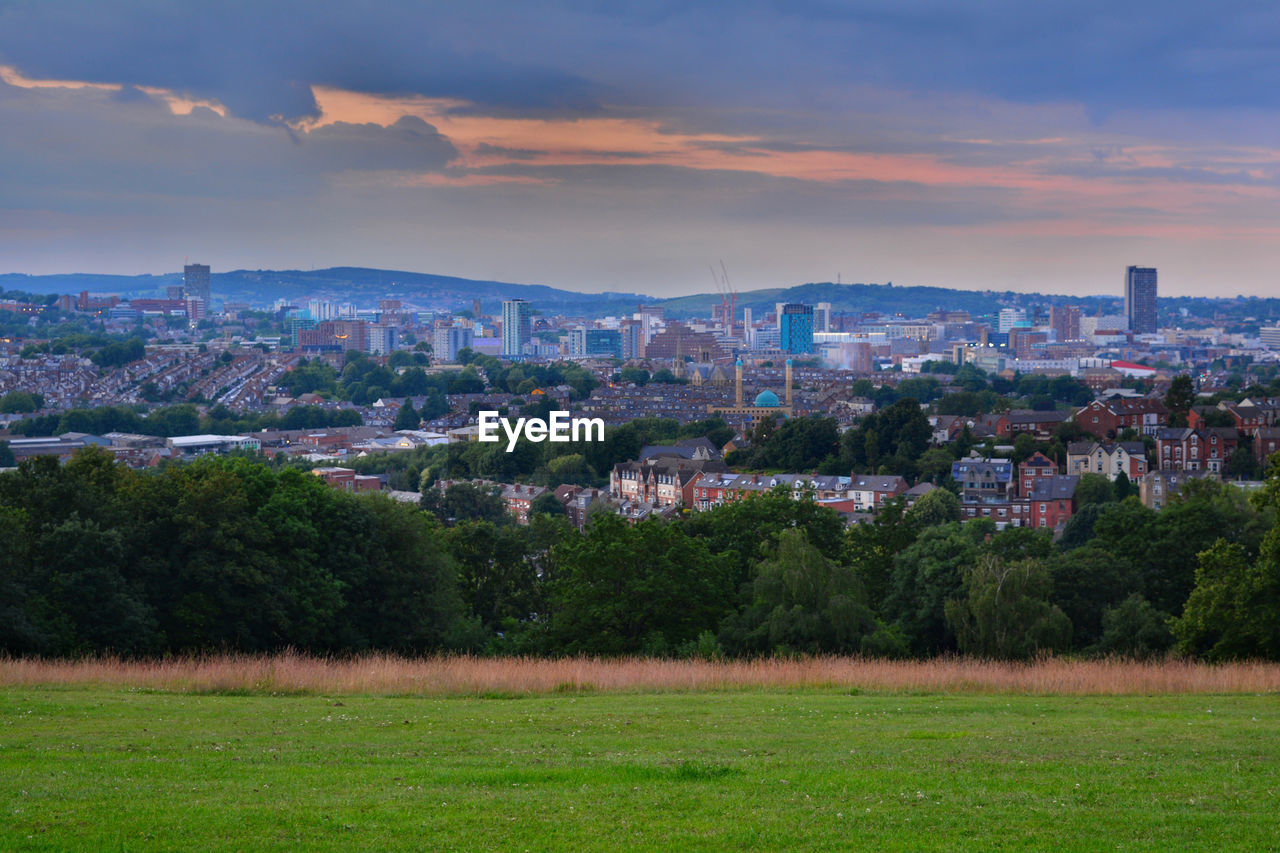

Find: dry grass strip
[3,653,1279,696]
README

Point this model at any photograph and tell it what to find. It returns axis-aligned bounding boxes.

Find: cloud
[3,2,1280,294]
[0,77,455,207]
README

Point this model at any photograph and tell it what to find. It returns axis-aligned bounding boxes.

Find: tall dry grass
[2,653,1278,695]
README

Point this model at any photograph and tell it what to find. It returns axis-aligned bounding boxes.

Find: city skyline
[4,3,1280,297]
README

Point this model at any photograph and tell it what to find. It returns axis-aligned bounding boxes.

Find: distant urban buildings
[1125,266,1158,334]
[367,323,396,356]
[502,298,532,357]
[433,325,474,362]
[184,263,211,304]
[997,308,1028,334]
[569,328,622,359]
[814,302,832,334]
[1049,305,1081,342]
[779,303,814,354]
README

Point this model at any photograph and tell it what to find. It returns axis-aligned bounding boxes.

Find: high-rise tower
[1125,266,1157,334]
[184,263,210,304]
[779,304,814,354]
[501,299,532,357]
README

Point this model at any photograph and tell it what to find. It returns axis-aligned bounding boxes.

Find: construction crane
[709,261,738,339]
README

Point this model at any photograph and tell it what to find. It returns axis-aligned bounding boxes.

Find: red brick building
[1017,451,1059,498]
[1155,427,1239,473]
[1027,476,1080,529]
[312,467,382,492]
[1074,397,1168,438]
[1254,427,1280,473]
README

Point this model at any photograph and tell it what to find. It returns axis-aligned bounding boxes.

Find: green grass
[2,687,1279,851]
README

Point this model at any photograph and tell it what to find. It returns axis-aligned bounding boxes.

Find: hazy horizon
[3,2,1279,298]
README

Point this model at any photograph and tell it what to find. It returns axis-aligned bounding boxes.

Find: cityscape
[4,260,1280,530]
[4,2,1280,849]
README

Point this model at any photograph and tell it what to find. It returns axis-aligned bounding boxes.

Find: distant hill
[0,267,650,316]
[4,268,1276,325]
[656,281,1125,320]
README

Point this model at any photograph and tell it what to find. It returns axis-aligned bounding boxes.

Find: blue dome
[754,390,780,407]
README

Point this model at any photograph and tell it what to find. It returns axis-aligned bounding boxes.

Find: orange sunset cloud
[300,85,1280,226]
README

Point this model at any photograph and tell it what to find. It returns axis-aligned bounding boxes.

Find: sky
[3,1,1280,298]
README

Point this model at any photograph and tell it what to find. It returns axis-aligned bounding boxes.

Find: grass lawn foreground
[2,687,1279,851]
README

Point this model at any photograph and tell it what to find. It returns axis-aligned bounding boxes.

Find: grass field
[3,681,1279,851]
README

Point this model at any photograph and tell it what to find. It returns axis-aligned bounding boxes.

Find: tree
[681,486,846,589]
[721,528,879,655]
[393,400,421,431]
[420,481,508,526]
[1074,473,1116,509]
[1164,374,1196,428]
[1113,471,1134,500]
[547,514,734,655]
[883,523,981,654]
[529,491,566,517]
[916,447,956,484]
[446,520,539,633]
[0,441,13,468]
[904,487,960,527]
[1171,540,1280,660]
[843,498,918,611]
[0,390,42,413]
[1011,433,1037,464]
[1048,543,1140,648]
[945,554,1072,659]
[1096,594,1173,659]
[742,416,839,471]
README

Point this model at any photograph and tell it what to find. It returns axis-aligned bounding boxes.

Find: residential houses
[1155,427,1238,473]
[953,453,1080,530]
[1074,397,1168,438]
[1138,469,1217,511]
[998,409,1070,440]
[1066,441,1148,481]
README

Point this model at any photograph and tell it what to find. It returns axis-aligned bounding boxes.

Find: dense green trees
[946,554,1071,659]
[12,403,362,438]
[4,444,1280,661]
[730,416,839,472]
[721,528,882,655]
[0,450,470,655]
[841,398,932,475]
[546,513,734,655]
[0,390,44,413]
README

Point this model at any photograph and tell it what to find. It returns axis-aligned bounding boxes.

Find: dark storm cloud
[0,78,456,208]
[0,0,606,123]
[3,1,1279,128]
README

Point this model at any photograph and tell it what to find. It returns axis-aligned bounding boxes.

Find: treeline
[3,448,1278,660]
[12,404,361,438]
[852,367,1096,412]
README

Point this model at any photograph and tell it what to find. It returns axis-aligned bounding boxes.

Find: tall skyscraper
[1125,266,1158,334]
[779,303,814,354]
[184,263,211,304]
[502,298,532,357]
